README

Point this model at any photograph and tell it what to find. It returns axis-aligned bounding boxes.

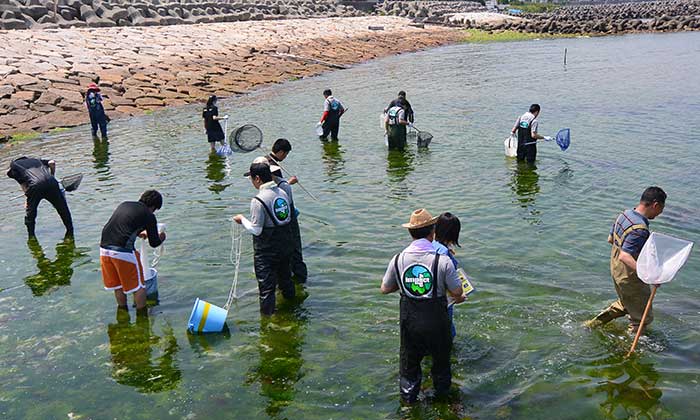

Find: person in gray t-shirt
[234,162,295,315]
[380,208,464,403]
[511,103,551,164]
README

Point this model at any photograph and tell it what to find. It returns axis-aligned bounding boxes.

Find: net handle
[268,156,318,201]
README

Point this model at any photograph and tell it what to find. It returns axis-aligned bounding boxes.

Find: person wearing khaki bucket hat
[380,208,465,403]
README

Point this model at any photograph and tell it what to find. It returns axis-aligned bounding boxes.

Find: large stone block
[0,17,27,28]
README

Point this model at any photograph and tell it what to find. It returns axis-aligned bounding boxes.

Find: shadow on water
[92,137,110,175]
[246,286,308,418]
[320,139,346,182]
[585,355,668,420]
[107,308,182,393]
[509,161,541,224]
[24,236,88,296]
[206,152,231,193]
[386,148,415,200]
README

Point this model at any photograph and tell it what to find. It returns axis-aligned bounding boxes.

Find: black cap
[398,90,406,97]
[244,162,272,178]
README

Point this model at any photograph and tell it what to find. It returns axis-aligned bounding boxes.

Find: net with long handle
[417,131,433,148]
[230,124,263,152]
[224,220,244,310]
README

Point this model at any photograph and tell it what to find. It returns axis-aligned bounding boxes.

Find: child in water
[202,95,228,153]
[433,212,462,338]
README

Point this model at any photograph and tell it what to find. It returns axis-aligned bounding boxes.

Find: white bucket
[504,134,517,157]
[143,267,158,299]
[315,124,324,137]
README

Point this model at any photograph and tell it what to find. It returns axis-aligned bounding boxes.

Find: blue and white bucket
[187,298,228,334]
[143,267,158,300]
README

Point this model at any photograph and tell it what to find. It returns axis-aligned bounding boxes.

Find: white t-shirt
[513,112,538,136]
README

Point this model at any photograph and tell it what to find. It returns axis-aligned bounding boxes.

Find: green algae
[462,29,579,43]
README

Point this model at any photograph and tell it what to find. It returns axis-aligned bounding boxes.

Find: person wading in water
[511,104,551,164]
[380,208,465,403]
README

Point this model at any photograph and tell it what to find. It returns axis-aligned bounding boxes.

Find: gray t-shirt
[250,181,292,229]
[273,176,295,208]
[382,240,461,299]
[387,106,405,126]
[513,112,539,136]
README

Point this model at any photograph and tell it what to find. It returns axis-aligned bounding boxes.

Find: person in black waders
[381,208,466,403]
[7,156,74,239]
[511,104,551,164]
[385,97,410,150]
[85,82,109,140]
[265,138,308,283]
[233,161,295,315]
[385,90,415,125]
[318,89,345,141]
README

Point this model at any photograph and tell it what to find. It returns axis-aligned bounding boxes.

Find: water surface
[1,31,699,419]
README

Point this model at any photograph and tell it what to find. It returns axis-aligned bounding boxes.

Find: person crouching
[233,162,295,315]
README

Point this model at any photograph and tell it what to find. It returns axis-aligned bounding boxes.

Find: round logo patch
[402,264,433,297]
[273,197,289,221]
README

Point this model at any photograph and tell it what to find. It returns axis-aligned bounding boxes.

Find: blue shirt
[432,240,459,269]
[610,209,650,258]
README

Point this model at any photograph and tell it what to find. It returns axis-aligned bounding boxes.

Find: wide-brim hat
[87,83,100,91]
[401,208,438,229]
[243,156,280,177]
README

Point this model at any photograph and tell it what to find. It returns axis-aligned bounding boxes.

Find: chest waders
[252,196,294,315]
[387,107,407,150]
[277,180,308,283]
[608,218,653,327]
[517,120,536,163]
[394,253,452,403]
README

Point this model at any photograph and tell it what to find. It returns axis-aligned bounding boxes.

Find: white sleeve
[240,216,263,236]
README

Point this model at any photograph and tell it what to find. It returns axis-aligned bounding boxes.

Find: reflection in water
[588,356,667,419]
[247,288,308,418]
[320,139,346,182]
[510,161,541,224]
[386,147,415,199]
[206,153,231,193]
[107,308,181,393]
[186,326,231,357]
[93,137,110,177]
[24,237,86,296]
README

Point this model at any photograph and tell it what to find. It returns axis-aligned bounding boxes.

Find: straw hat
[401,208,438,229]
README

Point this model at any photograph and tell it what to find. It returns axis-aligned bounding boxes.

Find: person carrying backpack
[86,83,108,140]
[318,89,345,141]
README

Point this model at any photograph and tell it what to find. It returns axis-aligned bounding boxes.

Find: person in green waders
[233,161,295,315]
[381,209,466,403]
[586,187,667,333]
[385,98,410,150]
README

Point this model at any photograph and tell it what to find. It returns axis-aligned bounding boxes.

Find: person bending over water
[100,190,166,312]
[233,162,295,315]
[7,156,74,239]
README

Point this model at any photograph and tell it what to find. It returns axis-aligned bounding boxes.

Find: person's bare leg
[133,288,147,310]
[114,289,127,307]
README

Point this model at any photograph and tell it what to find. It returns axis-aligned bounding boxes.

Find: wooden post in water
[564,48,567,66]
[626,285,658,357]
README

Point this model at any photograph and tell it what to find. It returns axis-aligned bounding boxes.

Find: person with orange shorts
[100,190,166,311]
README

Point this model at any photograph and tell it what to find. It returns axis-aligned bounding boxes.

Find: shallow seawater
[1,32,699,419]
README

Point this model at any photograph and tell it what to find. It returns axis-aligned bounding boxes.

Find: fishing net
[504,134,517,157]
[407,129,417,143]
[224,220,243,310]
[231,124,263,152]
[61,174,83,192]
[637,232,693,285]
[555,128,570,151]
[417,131,433,148]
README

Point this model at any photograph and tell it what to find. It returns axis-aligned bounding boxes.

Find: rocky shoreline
[0,16,460,140]
[461,1,700,35]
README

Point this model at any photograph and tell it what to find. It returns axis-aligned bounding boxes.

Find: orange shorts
[100,248,145,294]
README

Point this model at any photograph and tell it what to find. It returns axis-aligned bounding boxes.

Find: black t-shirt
[386,98,414,123]
[6,157,53,188]
[100,201,162,251]
[202,106,219,132]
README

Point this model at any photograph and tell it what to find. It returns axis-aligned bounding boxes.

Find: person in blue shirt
[432,212,462,338]
[586,187,667,332]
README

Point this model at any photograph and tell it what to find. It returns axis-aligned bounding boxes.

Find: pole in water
[626,284,658,357]
[564,48,567,66]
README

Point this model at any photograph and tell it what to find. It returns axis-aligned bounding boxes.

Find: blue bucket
[187,298,228,334]
[144,268,158,300]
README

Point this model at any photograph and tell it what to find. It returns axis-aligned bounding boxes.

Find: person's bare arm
[48,160,56,175]
[618,250,637,271]
[381,283,399,294]
[607,234,613,244]
[448,286,465,304]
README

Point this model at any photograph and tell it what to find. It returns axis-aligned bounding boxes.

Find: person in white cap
[380,208,465,403]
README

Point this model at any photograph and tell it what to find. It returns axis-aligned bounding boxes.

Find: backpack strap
[253,196,279,227]
[431,253,441,300]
